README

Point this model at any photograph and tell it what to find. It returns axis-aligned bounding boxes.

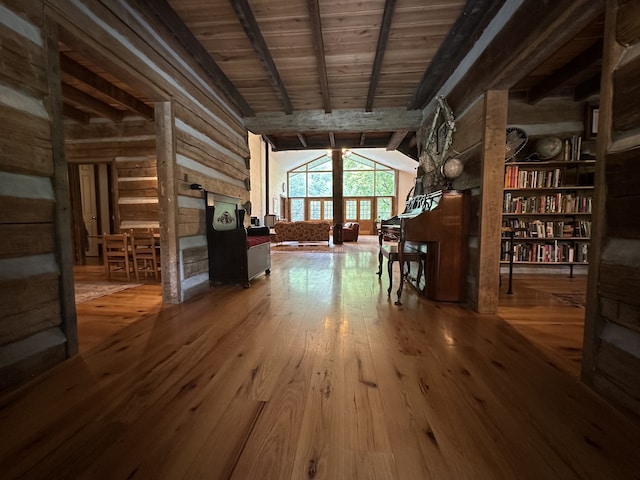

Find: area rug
[551,292,586,308]
[75,282,141,304]
[271,243,346,253]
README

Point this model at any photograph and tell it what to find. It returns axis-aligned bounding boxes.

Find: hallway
[1,244,639,479]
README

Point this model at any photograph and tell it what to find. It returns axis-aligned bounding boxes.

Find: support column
[332,149,344,244]
[476,90,508,313]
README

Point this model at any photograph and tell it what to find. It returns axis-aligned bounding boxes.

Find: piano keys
[378,189,470,304]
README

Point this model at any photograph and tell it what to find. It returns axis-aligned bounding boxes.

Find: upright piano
[379,189,470,303]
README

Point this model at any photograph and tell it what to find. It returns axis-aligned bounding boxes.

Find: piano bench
[378,244,424,298]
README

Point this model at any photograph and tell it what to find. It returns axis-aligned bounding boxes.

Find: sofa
[274,221,331,244]
[342,222,360,242]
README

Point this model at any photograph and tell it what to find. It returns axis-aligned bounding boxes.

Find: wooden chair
[130,229,159,282]
[103,233,132,281]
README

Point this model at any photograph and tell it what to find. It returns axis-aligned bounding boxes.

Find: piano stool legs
[378,244,424,305]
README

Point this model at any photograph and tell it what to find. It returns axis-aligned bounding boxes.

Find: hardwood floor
[1,237,639,479]
[498,273,587,378]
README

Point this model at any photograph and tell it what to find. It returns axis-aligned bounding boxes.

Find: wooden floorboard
[1,237,638,479]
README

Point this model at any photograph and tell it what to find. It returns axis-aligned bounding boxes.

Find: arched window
[286,152,396,232]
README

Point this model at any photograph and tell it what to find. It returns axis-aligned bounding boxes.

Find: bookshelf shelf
[502,156,593,276]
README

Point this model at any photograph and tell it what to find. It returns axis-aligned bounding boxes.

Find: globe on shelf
[536,136,563,160]
[441,157,464,190]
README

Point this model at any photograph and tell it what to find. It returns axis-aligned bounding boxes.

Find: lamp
[441,157,464,190]
[190,183,203,190]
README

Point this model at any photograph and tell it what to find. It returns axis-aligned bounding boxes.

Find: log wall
[0,0,251,390]
[583,0,640,420]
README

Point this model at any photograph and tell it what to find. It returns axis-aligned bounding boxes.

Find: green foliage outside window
[288,153,395,197]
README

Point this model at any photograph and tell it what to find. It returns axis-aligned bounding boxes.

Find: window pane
[343,156,374,170]
[346,200,357,220]
[377,197,392,221]
[289,172,306,197]
[344,171,374,196]
[359,199,371,220]
[291,199,305,221]
[324,200,333,220]
[375,170,395,196]
[308,157,332,171]
[309,200,321,220]
[308,172,332,197]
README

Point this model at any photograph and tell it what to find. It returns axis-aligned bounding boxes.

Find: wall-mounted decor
[585,104,599,139]
[419,96,456,174]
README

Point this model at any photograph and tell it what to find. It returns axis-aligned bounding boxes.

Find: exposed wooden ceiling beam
[307,0,331,113]
[386,130,409,151]
[132,0,254,116]
[359,133,366,146]
[245,108,423,134]
[408,0,506,110]
[297,133,308,148]
[527,40,603,104]
[230,0,294,114]
[329,132,336,148]
[574,73,601,102]
[61,84,123,122]
[62,103,90,123]
[366,0,397,112]
[262,135,278,151]
[448,0,604,114]
[60,54,154,120]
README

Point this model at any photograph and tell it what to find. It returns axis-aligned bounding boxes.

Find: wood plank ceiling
[59,0,605,160]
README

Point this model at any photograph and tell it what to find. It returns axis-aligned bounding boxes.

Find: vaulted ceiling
[59,0,606,160]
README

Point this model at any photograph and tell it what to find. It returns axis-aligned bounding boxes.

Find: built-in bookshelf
[502,158,594,275]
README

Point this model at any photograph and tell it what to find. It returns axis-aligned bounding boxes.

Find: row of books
[503,192,592,214]
[501,241,589,263]
[503,219,591,238]
[505,166,563,189]
[564,136,583,162]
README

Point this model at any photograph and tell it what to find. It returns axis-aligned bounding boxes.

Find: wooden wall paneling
[67,164,86,264]
[175,132,248,183]
[0,224,56,259]
[605,148,640,238]
[508,97,584,133]
[156,101,180,304]
[43,13,77,357]
[476,90,508,314]
[612,54,640,132]
[0,104,53,176]
[65,140,156,163]
[176,164,247,202]
[451,98,485,155]
[0,22,48,97]
[592,338,640,419]
[617,0,640,45]
[115,157,158,178]
[64,117,155,140]
[0,197,55,224]
[177,205,204,238]
[584,0,628,382]
[583,0,640,421]
[116,178,158,197]
[113,156,159,231]
[0,274,61,345]
[173,101,249,162]
[181,245,208,279]
[599,263,640,310]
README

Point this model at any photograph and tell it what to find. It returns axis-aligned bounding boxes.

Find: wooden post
[155,101,180,303]
[332,149,343,244]
[476,90,508,314]
[44,15,78,356]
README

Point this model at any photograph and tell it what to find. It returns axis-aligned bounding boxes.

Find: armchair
[342,222,360,242]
